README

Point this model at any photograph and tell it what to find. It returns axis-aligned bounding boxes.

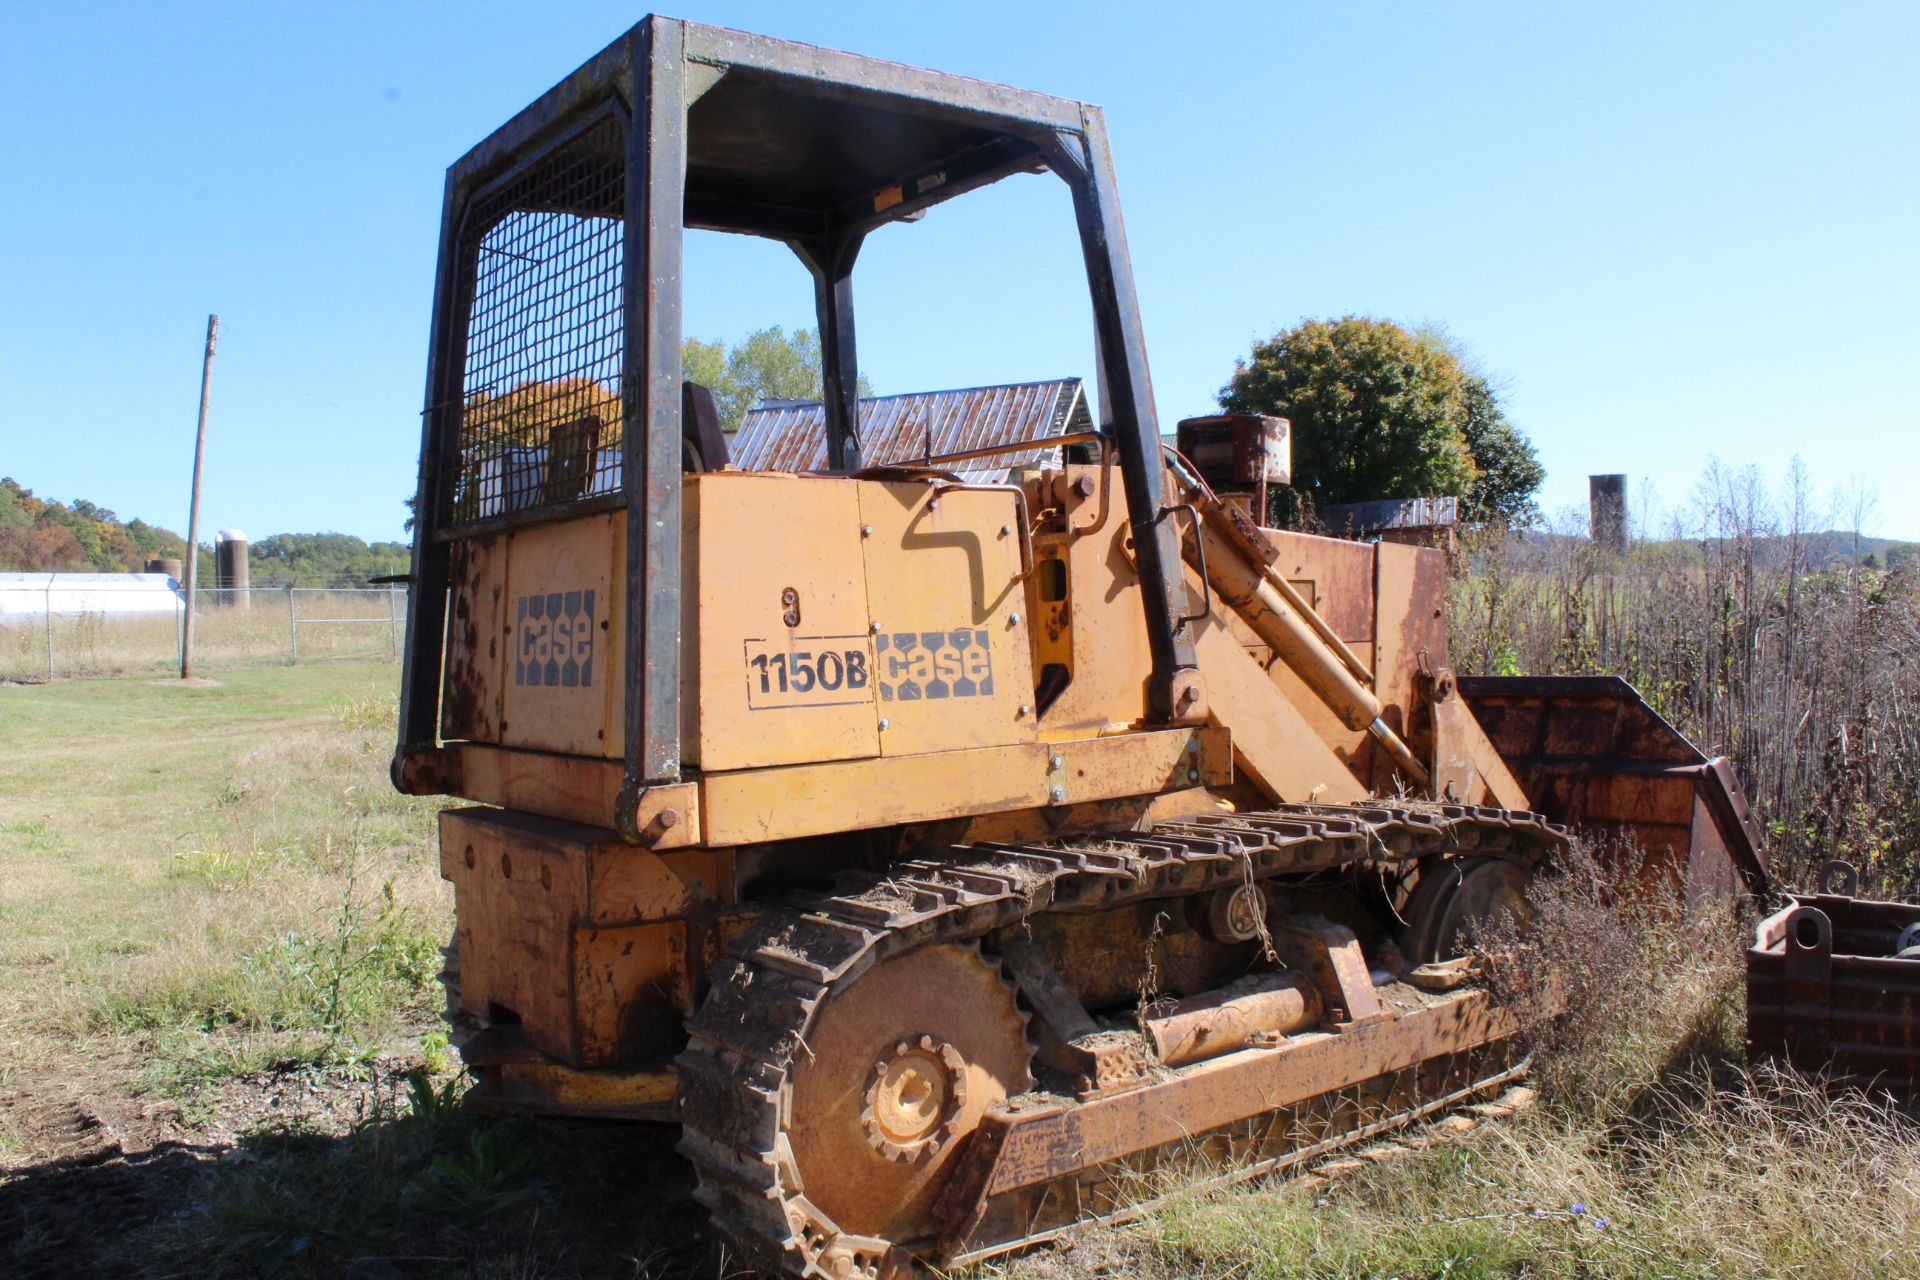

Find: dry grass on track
[998,850,1920,1280]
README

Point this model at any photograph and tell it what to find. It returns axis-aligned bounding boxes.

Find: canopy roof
[449,16,1083,242]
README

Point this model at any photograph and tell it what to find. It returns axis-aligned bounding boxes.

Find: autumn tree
[444,328,868,526]
[462,375,623,451]
[0,477,187,572]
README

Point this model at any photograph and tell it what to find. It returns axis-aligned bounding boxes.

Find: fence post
[44,579,54,681]
[388,584,399,658]
[287,585,298,662]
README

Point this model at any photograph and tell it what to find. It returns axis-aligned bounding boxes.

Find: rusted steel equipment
[1749,861,1920,1108]
[1176,413,1289,522]
[1145,970,1322,1067]
[391,16,1763,1275]
[1459,676,1766,898]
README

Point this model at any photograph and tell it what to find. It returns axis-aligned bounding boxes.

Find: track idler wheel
[1399,856,1537,966]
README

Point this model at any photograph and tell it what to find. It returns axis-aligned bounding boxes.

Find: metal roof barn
[730,378,1093,482]
[0,573,185,623]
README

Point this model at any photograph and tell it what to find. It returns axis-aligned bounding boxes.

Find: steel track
[676,802,1566,1278]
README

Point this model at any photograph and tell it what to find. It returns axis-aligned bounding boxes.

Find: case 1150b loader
[391,17,1767,1276]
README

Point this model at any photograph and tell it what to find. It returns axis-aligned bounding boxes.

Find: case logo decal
[876,629,993,702]
[515,590,595,688]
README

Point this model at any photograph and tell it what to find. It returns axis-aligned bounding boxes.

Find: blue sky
[3,2,1915,543]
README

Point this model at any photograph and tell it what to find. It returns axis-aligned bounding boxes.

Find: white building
[0,572,185,624]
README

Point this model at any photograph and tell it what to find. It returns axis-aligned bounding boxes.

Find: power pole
[181,314,218,679]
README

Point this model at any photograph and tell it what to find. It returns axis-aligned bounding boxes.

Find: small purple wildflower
[1570,1202,1586,1216]
[1593,1216,1611,1230]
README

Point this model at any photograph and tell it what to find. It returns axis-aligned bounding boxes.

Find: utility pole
[181,314,218,679]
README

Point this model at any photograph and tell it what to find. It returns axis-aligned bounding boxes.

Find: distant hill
[0,477,186,574]
[1796,530,1917,570]
[1513,523,1916,569]
[0,478,409,587]
[1632,529,1916,569]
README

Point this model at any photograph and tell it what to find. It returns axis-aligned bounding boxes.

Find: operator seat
[682,382,730,473]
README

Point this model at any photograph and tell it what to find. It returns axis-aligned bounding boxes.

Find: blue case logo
[875,629,993,702]
[515,590,595,687]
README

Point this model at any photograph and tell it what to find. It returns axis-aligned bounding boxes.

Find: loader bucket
[1456,675,1768,899]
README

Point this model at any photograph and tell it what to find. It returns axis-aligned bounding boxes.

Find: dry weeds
[993,845,1920,1280]
[1449,469,1920,897]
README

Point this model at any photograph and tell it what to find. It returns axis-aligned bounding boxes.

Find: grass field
[5,663,1919,1279]
[0,662,699,1279]
[0,662,441,1100]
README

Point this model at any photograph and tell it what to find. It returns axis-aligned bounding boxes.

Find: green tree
[1218,316,1542,526]
[684,326,871,434]
[1456,370,1546,527]
[248,532,411,587]
[683,336,727,396]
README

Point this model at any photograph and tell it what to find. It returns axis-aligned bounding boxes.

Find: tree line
[35,314,1902,592]
[0,479,186,574]
[0,480,407,587]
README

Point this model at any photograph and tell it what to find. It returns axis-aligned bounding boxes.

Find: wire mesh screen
[445,115,626,529]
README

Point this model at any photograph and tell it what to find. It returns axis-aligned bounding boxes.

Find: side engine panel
[441,512,624,759]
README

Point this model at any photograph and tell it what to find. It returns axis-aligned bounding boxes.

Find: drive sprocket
[787,943,1032,1250]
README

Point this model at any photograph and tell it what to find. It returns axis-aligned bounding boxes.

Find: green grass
[0,663,447,1095]
[1,663,711,1280]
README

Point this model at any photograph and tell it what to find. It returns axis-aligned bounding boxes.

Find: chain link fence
[0,584,409,682]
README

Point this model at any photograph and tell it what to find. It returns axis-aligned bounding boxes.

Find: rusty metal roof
[1320,497,1460,535]
[730,378,1092,480]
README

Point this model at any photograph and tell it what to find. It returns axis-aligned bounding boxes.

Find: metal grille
[446,116,625,529]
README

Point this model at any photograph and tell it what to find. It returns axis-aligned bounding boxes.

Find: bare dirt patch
[2,1054,426,1279]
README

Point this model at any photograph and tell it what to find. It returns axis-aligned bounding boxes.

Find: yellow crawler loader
[393,17,1765,1275]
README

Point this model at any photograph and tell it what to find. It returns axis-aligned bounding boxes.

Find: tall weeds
[1450,460,1920,894]
[1036,842,1920,1280]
